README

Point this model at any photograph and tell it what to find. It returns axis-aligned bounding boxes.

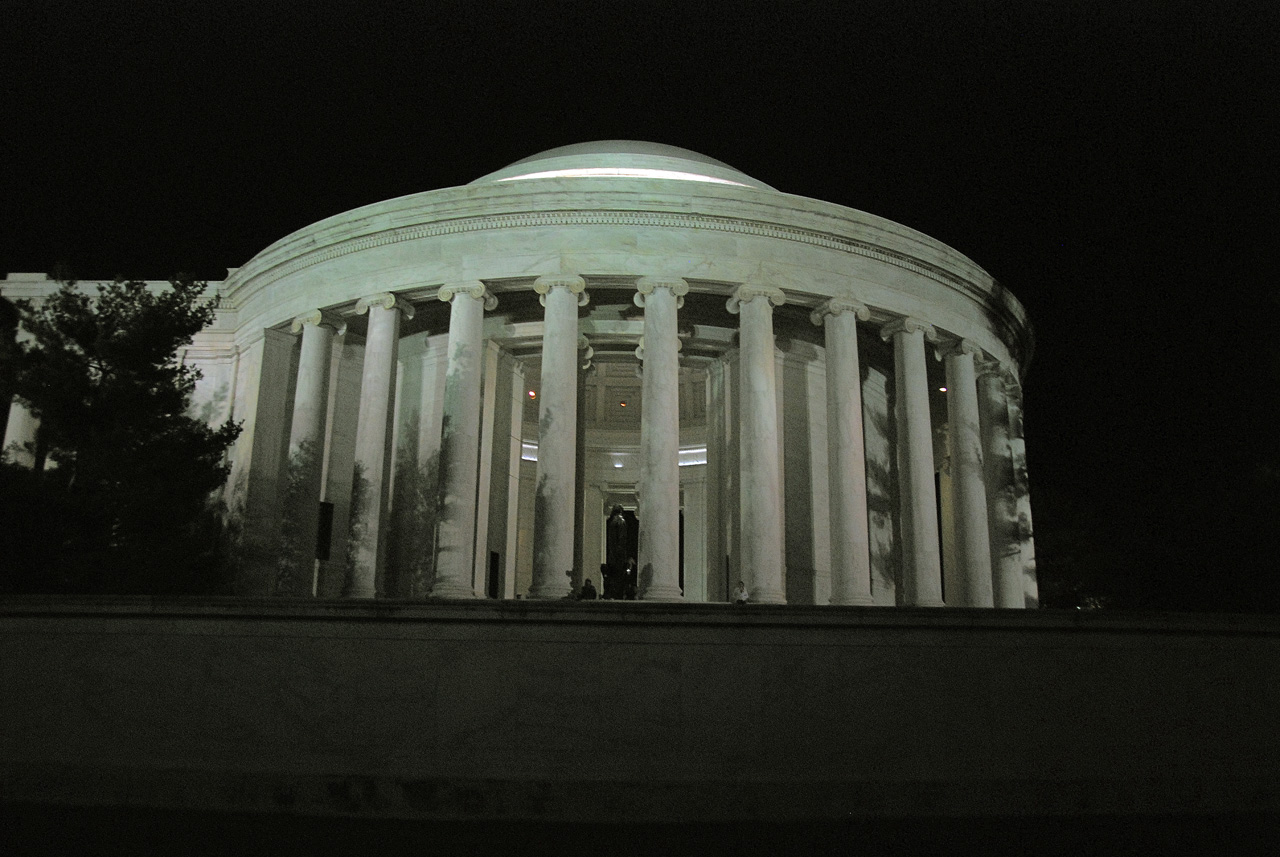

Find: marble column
[528,274,587,599]
[344,292,413,598]
[288,312,340,455]
[3,324,39,468]
[431,282,497,599]
[978,361,1025,608]
[812,298,874,606]
[2,400,39,468]
[282,310,340,593]
[728,284,787,604]
[636,276,688,601]
[706,358,734,601]
[573,340,592,592]
[881,318,944,607]
[941,339,994,607]
[1007,379,1038,607]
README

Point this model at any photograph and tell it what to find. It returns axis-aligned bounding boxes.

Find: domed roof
[469,140,775,191]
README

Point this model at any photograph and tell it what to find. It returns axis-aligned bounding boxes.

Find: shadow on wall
[190,381,232,428]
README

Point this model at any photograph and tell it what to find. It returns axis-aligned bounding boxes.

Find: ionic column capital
[354,292,415,319]
[534,274,589,307]
[439,281,498,311]
[977,357,1018,387]
[289,309,345,334]
[880,316,937,342]
[726,284,785,314]
[935,338,985,361]
[810,297,870,327]
[634,276,689,308]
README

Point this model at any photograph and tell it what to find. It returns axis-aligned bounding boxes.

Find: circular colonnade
[6,141,1039,606]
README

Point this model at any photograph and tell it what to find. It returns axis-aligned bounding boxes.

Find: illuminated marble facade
[2,142,1037,606]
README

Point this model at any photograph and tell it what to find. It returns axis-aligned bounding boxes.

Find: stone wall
[2,598,1277,823]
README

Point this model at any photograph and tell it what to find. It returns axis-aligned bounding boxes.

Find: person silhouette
[604,505,628,599]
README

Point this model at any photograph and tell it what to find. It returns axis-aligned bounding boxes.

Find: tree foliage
[0,277,240,594]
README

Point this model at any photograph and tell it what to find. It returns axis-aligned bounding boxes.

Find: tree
[0,277,240,594]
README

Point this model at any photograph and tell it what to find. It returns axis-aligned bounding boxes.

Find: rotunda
[12,141,1038,606]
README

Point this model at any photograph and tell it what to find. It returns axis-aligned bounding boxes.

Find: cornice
[233,209,991,300]
[219,188,1034,370]
[226,207,1026,338]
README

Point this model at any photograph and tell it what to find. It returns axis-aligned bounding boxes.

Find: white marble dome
[469,140,777,190]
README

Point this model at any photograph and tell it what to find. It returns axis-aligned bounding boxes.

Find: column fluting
[431,282,497,599]
[344,292,413,598]
[528,275,587,599]
[942,339,995,607]
[636,277,688,601]
[728,284,787,604]
[812,298,875,606]
[881,317,944,607]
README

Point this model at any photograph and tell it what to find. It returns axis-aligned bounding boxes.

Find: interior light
[496,167,748,186]
[619,401,626,407]
[939,387,947,392]
[528,390,537,399]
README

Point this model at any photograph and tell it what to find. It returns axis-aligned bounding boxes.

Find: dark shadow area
[4,804,1277,857]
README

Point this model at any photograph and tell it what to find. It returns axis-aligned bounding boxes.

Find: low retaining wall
[2,597,1278,823]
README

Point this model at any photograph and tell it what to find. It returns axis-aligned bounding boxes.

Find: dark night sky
[2,1,1277,610]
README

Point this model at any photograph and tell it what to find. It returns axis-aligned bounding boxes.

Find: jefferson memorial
[2,141,1037,607]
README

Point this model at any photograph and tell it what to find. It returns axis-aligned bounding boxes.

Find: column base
[749,586,787,604]
[907,599,947,608]
[526,583,571,600]
[639,584,684,602]
[342,586,376,599]
[429,582,480,600]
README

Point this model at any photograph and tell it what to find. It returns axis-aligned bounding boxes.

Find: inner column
[812,297,875,606]
[431,281,497,599]
[978,361,1025,608]
[942,339,994,607]
[528,274,587,599]
[344,292,413,598]
[281,309,338,595]
[728,284,787,604]
[636,276,687,601]
[881,317,944,607]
